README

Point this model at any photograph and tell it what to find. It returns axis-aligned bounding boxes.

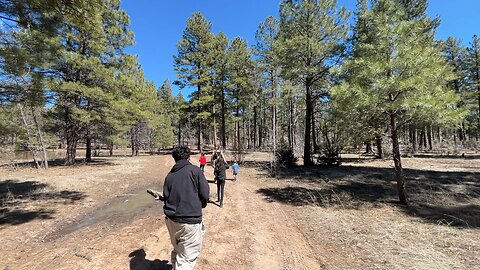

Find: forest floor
[1,151,479,270]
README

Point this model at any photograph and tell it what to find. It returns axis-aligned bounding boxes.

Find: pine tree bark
[304,78,313,165]
[213,104,217,150]
[390,112,407,205]
[221,86,226,150]
[253,105,258,149]
[19,104,40,169]
[131,126,135,156]
[311,107,319,153]
[427,126,433,150]
[288,98,293,149]
[177,124,181,146]
[109,142,113,157]
[236,104,241,159]
[85,135,92,162]
[410,126,417,152]
[474,36,480,139]
[375,134,383,159]
[271,73,277,156]
[64,106,79,166]
[30,106,48,169]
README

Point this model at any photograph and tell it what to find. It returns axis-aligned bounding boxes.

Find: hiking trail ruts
[1,155,323,270]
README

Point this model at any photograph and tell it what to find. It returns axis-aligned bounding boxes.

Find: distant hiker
[199,153,206,172]
[162,146,210,270]
[214,156,228,207]
[232,160,239,181]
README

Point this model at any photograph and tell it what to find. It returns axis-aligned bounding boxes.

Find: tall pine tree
[333,0,462,205]
[276,0,349,165]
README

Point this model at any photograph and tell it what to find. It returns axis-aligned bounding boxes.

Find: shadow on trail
[255,164,480,228]
[0,179,85,225]
[129,248,171,270]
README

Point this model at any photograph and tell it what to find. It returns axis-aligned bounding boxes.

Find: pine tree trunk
[419,129,423,150]
[365,142,372,154]
[304,79,313,165]
[85,135,92,162]
[221,87,226,150]
[30,106,48,169]
[213,105,217,150]
[288,98,293,149]
[390,112,407,205]
[410,127,417,152]
[474,39,480,140]
[131,127,135,156]
[311,107,319,153]
[427,126,433,150]
[109,142,113,157]
[273,102,277,156]
[272,73,277,157]
[65,121,78,166]
[253,105,258,149]
[198,120,202,151]
[19,104,41,169]
[375,134,383,159]
[236,105,241,159]
[422,128,427,149]
[177,124,181,146]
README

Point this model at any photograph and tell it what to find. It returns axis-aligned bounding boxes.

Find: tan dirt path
[1,154,324,270]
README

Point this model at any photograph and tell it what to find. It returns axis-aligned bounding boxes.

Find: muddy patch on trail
[47,187,162,241]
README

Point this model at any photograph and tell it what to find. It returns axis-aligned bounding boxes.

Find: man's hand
[147,189,165,201]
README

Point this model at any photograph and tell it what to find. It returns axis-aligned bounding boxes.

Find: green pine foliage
[332,0,463,204]
[465,35,480,137]
[276,0,350,165]
[174,12,216,151]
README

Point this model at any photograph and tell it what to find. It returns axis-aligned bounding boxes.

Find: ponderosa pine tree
[255,16,280,156]
[227,37,254,161]
[51,0,136,165]
[332,0,462,205]
[276,0,349,165]
[210,32,230,150]
[465,35,480,138]
[174,12,216,152]
[442,37,469,141]
[0,0,66,168]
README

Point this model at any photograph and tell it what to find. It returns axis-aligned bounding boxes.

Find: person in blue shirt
[232,160,239,181]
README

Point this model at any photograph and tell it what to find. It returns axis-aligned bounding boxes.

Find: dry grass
[250,154,480,270]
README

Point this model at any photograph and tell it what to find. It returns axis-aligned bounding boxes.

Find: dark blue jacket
[163,159,209,224]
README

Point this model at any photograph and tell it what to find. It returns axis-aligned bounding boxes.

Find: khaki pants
[165,217,206,270]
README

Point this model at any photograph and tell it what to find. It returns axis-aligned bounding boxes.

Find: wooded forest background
[0,0,479,204]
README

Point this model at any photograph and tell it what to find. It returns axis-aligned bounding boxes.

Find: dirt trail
[1,154,323,270]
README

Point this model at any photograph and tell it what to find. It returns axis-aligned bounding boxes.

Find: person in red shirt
[199,153,207,172]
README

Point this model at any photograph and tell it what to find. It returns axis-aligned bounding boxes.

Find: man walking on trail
[163,146,210,270]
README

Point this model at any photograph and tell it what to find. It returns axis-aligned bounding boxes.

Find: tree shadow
[0,179,86,225]
[255,164,480,228]
[129,248,172,270]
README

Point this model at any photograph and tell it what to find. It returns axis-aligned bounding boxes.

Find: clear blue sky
[121,0,480,96]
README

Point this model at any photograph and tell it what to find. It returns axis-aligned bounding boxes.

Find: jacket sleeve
[198,171,210,208]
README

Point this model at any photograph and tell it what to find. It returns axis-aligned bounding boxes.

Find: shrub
[275,145,298,168]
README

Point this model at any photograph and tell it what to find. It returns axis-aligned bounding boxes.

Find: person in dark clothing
[214,156,228,207]
[162,146,210,270]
